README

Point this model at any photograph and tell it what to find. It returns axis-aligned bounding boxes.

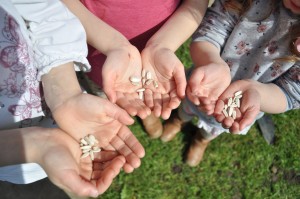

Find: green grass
[98,41,300,199]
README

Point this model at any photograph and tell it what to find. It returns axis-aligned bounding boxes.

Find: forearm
[0,127,49,167]
[190,41,229,68]
[242,80,288,113]
[61,0,130,54]
[41,62,82,112]
[146,0,208,51]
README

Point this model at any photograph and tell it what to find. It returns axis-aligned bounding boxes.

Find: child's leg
[160,98,196,142]
[142,113,163,139]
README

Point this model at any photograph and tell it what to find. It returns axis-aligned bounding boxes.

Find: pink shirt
[81,0,181,86]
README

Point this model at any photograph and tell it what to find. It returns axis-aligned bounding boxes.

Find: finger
[188,69,205,96]
[214,99,225,115]
[153,92,162,117]
[186,86,200,106]
[109,130,143,168]
[230,122,240,134]
[123,163,135,173]
[115,92,138,117]
[116,125,145,158]
[103,98,134,125]
[93,151,119,162]
[102,76,117,103]
[199,97,212,105]
[168,90,181,110]
[173,63,187,98]
[161,94,172,119]
[95,156,125,195]
[239,108,259,131]
[144,89,154,109]
[222,117,234,129]
[215,113,226,123]
[134,98,151,119]
[197,103,215,115]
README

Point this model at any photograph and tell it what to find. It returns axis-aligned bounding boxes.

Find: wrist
[24,127,53,164]
[42,62,82,112]
[104,40,133,56]
[0,127,52,166]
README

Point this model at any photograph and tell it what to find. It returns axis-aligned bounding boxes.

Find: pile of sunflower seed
[222,91,243,119]
[129,69,158,100]
[80,134,101,161]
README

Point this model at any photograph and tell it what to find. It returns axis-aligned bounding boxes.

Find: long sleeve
[192,0,239,50]
[11,0,90,79]
[273,64,300,110]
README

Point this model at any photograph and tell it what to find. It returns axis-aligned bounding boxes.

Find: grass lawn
[99,41,300,199]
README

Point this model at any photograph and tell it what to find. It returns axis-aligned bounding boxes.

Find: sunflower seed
[222,91,243,119]
[79,134,100,161]
[142,69,146,78]
[136,88,145,92]
[146,71,152,79]
[145,79,153,85]
[129,76,141,83]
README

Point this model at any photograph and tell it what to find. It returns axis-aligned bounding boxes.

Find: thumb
[188,69,206,96]
[102,76,117,103]
[173,62,187,99]
[102,100,134,125]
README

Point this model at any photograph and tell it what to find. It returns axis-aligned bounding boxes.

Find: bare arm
[0,127,48,167]
[146,0,209,51]
[41,62,82,111]
[236,80,288,113]
[61,0,131,54]
[190,41,228,67]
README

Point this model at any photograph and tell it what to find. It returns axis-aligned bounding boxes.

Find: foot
[142,113,163,139]
[160,111,185,142]
[185,129,210,167]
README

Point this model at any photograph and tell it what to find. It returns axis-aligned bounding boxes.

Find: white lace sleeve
[12,0,91,79]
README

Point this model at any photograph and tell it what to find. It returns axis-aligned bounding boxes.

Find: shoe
[160,111,185,142]
[142,113,163,139]
[185,129,210,167]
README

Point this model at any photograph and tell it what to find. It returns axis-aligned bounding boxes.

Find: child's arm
[62,0,152,118]
[214,67,300,133]
[0,127,125,197]
[186,0,242,114]
[187,41,231,115]
[141,0,208,119]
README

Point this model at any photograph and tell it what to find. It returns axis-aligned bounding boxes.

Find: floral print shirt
[192,0,300,110]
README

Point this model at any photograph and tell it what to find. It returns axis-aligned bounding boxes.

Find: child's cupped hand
[186,62,231,115]
[102,44,151,119]
[214,80,261,134]
[141,47,187,119]
[52,94,145,173]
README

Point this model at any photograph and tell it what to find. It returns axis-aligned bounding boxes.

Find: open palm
[102,45,151,119]
[141,47,186,119]
[40,128,126,197]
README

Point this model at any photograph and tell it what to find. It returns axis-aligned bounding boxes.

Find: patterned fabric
[0,6,45,129]
[183,0,300,137]
[0,0,89,184]
[193,0,300,110]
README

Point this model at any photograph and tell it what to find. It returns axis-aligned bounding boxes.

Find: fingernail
[90,190,99,198]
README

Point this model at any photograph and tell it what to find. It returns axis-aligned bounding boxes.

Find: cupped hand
[102,44,151,119]
[141,47,186,119]
[52,94,145,169]
[186,62,231,115]
[39,128,126,198]
[214,80,261,134]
